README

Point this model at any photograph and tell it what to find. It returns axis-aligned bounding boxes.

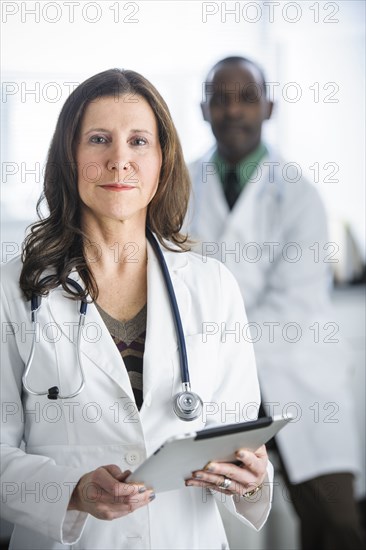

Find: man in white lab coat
[187,56,365,550]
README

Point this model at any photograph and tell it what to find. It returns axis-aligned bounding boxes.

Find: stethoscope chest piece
[173,387,203,421]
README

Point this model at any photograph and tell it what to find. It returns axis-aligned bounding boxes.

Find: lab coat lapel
[191,148,265,245]
[224,177,258,240]
[47,241,191,405]
[221,152,283,244]
[47,278,135,401]
[141,241,190,404]
[193,166,259,259]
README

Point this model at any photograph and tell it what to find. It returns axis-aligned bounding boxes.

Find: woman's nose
[107,159,130,172]
[106,141,130,172]
[106,142,139,183]
[107,159,139,185]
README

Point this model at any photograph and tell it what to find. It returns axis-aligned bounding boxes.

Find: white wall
[265,1,365,255]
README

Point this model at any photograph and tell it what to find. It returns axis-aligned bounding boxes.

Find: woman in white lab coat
[0,69,273,550]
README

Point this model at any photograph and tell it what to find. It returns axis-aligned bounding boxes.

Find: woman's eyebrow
[84,127,109,135]
[83,128,154,136]
[130,128,153,136]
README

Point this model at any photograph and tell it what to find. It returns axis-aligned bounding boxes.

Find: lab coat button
[125,450,141,465]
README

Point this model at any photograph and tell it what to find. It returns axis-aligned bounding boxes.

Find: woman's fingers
[87,466,148,501]
[185,446,268,496]
[69,465,155,519]
[235,445,268,477]
[102,464,131,482]
[187,470,243,494]
[236,444,268,463]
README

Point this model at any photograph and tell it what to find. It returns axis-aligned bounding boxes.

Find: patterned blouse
[96,303,147,410]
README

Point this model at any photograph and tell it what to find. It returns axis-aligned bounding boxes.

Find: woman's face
[76,94,162,228]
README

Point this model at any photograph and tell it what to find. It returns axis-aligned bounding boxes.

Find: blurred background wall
[1,1,365,548]
[1,1,365,260]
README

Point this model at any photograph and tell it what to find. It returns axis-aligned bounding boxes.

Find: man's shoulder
[263,148,324,205]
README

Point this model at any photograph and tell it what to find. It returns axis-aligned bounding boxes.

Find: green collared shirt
[212,142,268,194]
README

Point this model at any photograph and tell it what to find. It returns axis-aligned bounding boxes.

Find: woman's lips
[100,184,136,191]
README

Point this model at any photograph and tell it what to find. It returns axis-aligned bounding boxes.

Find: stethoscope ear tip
[47,386,59,400]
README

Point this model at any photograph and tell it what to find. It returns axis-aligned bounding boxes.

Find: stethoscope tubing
[23,229,192,398]
[23,277,88,399]
[145,227,191,389]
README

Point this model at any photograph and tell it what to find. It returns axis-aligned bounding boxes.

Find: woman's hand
[68,464,155,520]
[185,445,268,498]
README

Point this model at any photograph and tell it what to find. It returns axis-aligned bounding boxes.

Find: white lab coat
[188,147,362,484]
[1,242,273,550]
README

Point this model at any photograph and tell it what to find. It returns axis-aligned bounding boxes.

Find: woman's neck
[81,214,149,321]
[81,213,148,273]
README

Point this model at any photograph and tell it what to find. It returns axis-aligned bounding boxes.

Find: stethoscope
[22,228,203,421]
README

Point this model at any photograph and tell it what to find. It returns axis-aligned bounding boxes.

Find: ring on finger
[243,483,264,498]
[218,477,232,490]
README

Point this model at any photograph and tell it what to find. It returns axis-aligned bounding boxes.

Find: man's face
[202,62,273,163]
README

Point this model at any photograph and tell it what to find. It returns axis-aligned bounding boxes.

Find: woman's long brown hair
[20,69,191,301]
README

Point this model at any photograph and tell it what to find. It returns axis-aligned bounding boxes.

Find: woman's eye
[131,137,148,146]
[89,135,108,144]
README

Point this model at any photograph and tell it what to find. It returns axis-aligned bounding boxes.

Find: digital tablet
[126,415,291,492]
